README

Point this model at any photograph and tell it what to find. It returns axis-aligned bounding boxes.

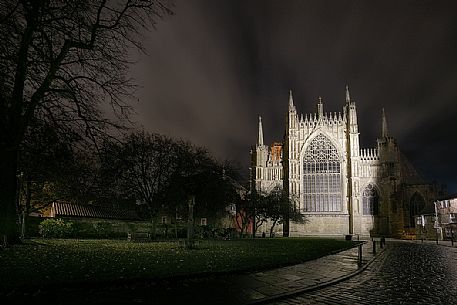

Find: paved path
[6,240,381,305]
[240,240,379,304]
[268,240,457,305]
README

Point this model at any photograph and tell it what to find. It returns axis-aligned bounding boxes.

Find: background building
[251,87,445,238]
[432,195,457,240]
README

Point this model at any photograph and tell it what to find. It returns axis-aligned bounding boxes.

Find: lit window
[200,218,207,226]
[362,184,379,215]
[302,134,342,212]
[450,213,457,223]
[407,193,425,227]
[161,216,167,224]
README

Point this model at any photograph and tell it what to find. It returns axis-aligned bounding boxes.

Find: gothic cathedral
[250,87,443,238]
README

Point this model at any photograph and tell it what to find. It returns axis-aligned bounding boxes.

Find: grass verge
[0,237,357,291]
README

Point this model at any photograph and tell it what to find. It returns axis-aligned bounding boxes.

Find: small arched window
[408,192,425,227]
[362,184,379,215]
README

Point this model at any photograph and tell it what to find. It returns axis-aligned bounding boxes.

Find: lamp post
[16,171,25,239]
[421,215,425,242]
[434,201,440,244]
[450,213,455,247]
[187,195,195,240]
[451,225,454,247]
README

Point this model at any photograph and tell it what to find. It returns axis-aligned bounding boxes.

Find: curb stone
[248,244,387,304]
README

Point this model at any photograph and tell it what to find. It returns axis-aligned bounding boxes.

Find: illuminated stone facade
[250,87,444,237]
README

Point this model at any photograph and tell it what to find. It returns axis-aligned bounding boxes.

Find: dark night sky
[130,0,457,192]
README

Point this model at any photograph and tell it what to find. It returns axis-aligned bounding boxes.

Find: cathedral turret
[254,115,268,168]
[253,115,270,192]
[287,90,298,129]
[345,86,358,133]
[289,89,294,109]
[283,89,297,237]
[382,108,389,138]
[344,85,360,235]
[258,116,264,146]
[377,107,398,163]
[345,85,351,103]
[317,97,324,119]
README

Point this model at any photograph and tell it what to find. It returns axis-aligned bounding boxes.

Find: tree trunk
[0,146,20,246]
[25,174,32,213]
[283,209,290,237]
[255,217,265,238]
[146,204,157,239]
[252,207,256,238]
[269,219,278,238]
[21,174,32,238]
[235,211,244,238]
[151,216,157,239]
[238,218,248,239]
[175,207,178,238]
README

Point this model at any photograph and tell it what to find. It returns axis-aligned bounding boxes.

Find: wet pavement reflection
[270,241,457,305]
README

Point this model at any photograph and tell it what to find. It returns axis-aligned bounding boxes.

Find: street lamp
[418,215,426,242]
[16,171,25,239]
[187,195,195,241]
[434,201,440,244]
[450,213,456,247]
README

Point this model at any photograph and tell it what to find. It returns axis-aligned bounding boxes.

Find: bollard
[357,243,363,266]
[451,227,454,247]
[372,240,376,255]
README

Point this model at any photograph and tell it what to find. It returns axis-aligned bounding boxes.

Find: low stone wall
[290,214,350,236]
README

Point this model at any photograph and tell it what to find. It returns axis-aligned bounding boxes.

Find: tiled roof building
[50,201,141,221]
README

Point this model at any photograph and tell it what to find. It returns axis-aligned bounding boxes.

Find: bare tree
[103,132,179,227]
[0,0,172,244]
[102,131,238,238]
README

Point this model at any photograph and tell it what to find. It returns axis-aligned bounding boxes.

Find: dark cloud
[130,0,457,192]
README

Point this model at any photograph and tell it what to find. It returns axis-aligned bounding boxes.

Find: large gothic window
[407,192,425,227]
[362,184,379,215]
[303,134,342,212]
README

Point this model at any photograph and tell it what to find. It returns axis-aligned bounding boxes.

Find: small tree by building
[263,186,306,237]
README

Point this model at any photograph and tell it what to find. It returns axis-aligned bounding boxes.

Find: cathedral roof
[399,152,426,185]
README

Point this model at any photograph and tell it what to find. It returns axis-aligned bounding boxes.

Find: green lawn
[0,238,357,290]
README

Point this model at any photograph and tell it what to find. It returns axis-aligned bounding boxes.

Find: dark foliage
[0,0,173,244]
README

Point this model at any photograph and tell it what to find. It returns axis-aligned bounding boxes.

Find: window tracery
[407,192,425,227]
[302,134,342,212]
[362,184,379,215]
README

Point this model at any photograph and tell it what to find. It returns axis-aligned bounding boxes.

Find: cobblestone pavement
[268,241,457,305]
